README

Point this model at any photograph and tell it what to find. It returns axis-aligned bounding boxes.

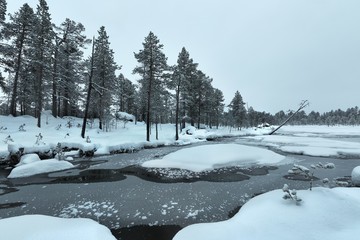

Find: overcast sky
[7,0,360,113]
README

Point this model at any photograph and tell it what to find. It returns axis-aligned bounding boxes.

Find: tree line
[0,0,359,142]
[0,0,229,141]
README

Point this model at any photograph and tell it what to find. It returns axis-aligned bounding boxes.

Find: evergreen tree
[91,26,117,130]
[114,73,136,115]
[170,47,198,139]
[208,88,224,129]
[133,32,168,141]
[53,18,90,117]
[0,0,7,91]
[228,90,246,130]
[4,4,35,116]
[30,0,54,127]
[0,0,5,24]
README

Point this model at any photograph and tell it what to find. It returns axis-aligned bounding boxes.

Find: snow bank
[8,159,74,178]
[0,113,275,159]
[16,154,41,166]
[0,215,116,240]
[351,166,360,186]
[142,144,285,172]
[248,134,360,157]
[174,187,360,240]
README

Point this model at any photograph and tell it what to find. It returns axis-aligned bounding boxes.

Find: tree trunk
[81,37,95,138]
[175,82,180,140]
[269,100,309,135]
[52,47,59,117]
[146,51,154,142]
[10,33,25,117]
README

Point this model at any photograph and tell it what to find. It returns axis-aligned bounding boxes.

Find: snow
[174,187,360,240]
[0,112,271,160]
[0,215,116,240]
[247,134,360,157]
[16,153,41,166]
[351,166,360,186]
[142,144,285,172]
[8,158,74,178]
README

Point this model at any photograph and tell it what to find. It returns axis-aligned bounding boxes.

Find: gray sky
[7,0,360,113]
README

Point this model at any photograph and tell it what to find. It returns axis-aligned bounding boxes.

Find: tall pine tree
[91,26,117,130]
[170,47,198,139]
[30,0,53,127]
[5,4,35,116]
[133,32,168,141]
[53,18,89,117]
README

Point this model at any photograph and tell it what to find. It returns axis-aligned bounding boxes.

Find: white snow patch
[16,154,41,166]
[142,144,285,172]
[248,134,360,157]
[351,166,360,186]
[174,187,360,240]
[8,159,74,178]
[0,214,116,240]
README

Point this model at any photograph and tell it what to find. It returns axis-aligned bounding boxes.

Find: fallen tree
[269,100,309,135]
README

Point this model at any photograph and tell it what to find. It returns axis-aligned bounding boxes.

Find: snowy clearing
[0,215,116,240]
[174,187,360,240]
[142,144,285,172]
[0,112,271,159]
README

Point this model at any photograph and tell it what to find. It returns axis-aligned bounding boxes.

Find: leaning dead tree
[269,100,309,135]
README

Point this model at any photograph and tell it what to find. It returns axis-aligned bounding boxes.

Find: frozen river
[1,137,359,240]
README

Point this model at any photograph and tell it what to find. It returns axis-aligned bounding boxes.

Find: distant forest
[0,0,358,140]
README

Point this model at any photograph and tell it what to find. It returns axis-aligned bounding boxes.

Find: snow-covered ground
[142,144,285,172]
[1,114,360,239]
[0,111,270,159]
[245,125,360,158]
[174,187,360,240]
[0,215,116,240]
[0,112,271,178]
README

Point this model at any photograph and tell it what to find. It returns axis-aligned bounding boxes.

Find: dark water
[0,139,360,240]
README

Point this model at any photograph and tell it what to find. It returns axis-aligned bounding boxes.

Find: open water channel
[0,137,359,240]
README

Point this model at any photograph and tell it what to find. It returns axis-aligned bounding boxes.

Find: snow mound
[8,159,74,178]
[16,154,41,166]
[174,187,360,240]
[351,166,360,186]
[142,144,285,172]
[0,215,116,240]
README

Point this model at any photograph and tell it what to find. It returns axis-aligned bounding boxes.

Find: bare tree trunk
[81,37,95,138]
[269,100,309,135]
[175,80,180,140]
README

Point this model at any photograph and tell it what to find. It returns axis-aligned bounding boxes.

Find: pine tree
[228,90,246,130]
[0,0,5,25]
[114,73,136,114]
[206,88,224,129]
[30,0,54,127]
[91,26,118,130]
[5,4,35,116]
[133,32,168,141]
[52,18,90,117]
[170,47,198,139]
[0,0,7,91]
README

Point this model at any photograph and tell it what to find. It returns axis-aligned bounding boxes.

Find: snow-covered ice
[0,214,116,240]
[247,134,360,157]
[174,187,360,240]
[142,144,285,172]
